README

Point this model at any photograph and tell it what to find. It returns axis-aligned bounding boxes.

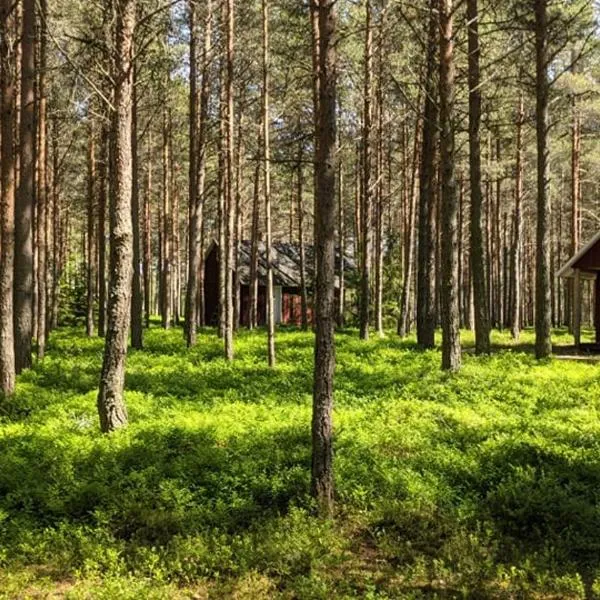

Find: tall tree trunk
[511,91,524,340]
[249,154,260,329]
[51,118,61,330]
[439,0,461,372]
[86,121,96,337]
[337,162,345,328]
[0,0,16,395]
[263,0,275,366]
[399,113,420,337]
[36,0,48,359]
[359,0,373,341]
[534,0,552,359]
[97,0,135,433]
[298,142,309,330]
[98,125,108,336]
[160,105,171,329]
[143,131,152,328]
[130,61,143,349]
[467,0,490,354]
[416,0,438,349]
[14,0,34,372]
[185,0,211,346]
[570,57,581,334]
[223,0,235,360]
[312,0,336,518]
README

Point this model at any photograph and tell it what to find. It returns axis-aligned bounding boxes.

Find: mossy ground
[1,325,600,598]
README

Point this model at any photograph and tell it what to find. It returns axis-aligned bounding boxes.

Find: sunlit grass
[1,325,599,598]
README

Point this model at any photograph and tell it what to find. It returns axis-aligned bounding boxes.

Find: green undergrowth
[1,325,600,598]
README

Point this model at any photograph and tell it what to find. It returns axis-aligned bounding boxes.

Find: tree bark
[97,0,135,433]
[467,0,490,354]
[98,125,108,337]
[130,60,143,349]
[416,0,438,349]
[223,0,235,360]
[359,0,373,341]
[160,105,171,329]
[0,0,16,395]
[185,0,211,346]
[511,91,524,340]
[86,121,96,337]
[263,0,275,366]
[14,0,34,372]
[36,0,48,359]
[143,132,152,328]
[312,0,336,517]
[298,142,309,331]
[534,0,552,359]
[439,0,461,372]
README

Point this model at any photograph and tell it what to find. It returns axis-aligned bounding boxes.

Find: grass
[1,325,600,598]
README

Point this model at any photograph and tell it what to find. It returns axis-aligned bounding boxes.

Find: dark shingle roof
[210,240,356,288]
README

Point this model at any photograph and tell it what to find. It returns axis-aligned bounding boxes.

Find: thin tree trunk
[312,0,336,518]
[263,0,275,366]
[337,162,345,328]
[359,0,373,341]
[130,61,143,349]
[97,0,135,433]
[161,104,171,329]
[511,91,524,339]
[223,0,235,360]
[534,0,552,359]
[86,121,96,337]
[249,154,260,329]
[298,142,309,330]
[36,0,48,359]
[98,125,108,337]
[439,0,461,372]
[143,131,152,328]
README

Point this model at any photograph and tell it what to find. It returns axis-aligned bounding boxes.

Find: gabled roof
[558,231,600,279]
[206,239,356,288]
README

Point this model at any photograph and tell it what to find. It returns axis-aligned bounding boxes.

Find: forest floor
[1,325,600,599]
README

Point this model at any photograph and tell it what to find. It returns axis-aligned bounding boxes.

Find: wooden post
[574,268,581,348]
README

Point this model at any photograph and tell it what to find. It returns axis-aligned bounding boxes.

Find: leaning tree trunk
[467,0,490,354]
[312,0,337,518]
[439,0,461,372]
[97,0,135,433]
[416,0,438,349]
[14,0,34,373]
[0,0,16,395]
[534,0,552,359]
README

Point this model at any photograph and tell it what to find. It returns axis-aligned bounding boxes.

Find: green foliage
[2,326,600,597]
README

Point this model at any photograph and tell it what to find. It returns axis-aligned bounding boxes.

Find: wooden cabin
[204,240,355,327]
[558,232,600,348]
